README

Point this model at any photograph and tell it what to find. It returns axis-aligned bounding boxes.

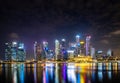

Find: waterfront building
[60,39,66,50]
[5,42,26,61]
[75,35,81,56]
[67,43,76,58]
[90,47,95,58]
[85,35,91,56]
[34,41,43,60]
[80,40,85,56]
[67,49,75,58]
[107,49,113,56]
[42,41,54,59]
[76,35,80,43]
[42,41,48,59]
[60,39,68,60]
[55,40,60,60]
[95,50,103,58]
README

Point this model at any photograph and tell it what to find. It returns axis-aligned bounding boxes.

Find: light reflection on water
[0,62,120,83]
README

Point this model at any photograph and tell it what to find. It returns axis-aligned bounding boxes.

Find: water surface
[0,62,120,83]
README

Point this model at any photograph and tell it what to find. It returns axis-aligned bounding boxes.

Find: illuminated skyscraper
[61,39,66,49]
[60,39,68,60]
[34,41,43,60]
[75,35,81,56]
[55,40,60,60]
[5,42,26,61]
[90,47,95,58]
[43,41,49,59]
[80,41,85,55]
[86,36,91,56]
[107,49,113,56]
[17,42,26,61]
[67,43,76,58]
[76,35,80,43]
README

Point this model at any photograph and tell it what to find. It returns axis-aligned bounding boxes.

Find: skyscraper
[42,41,49,59]
[86,36,91,56]
[60,39,68,60]
[17,42,26,61]
[107,49,113,56]
[55,40,60,60]
[75,35,81,56]
[34,41,43,60]
[76,35,80,43]
[80,41,85,56]
[61,39,66,50]
[90,47,95,58]
[5,42,26,61]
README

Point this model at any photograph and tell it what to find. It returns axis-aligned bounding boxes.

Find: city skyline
[0,0,120,59]
[2,34,114,60]
[0,1,120,83]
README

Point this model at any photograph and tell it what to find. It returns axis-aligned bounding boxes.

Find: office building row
[4,35,113,61]
[34,35,94,60]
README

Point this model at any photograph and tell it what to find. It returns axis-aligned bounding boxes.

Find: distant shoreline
[0,60,119,64]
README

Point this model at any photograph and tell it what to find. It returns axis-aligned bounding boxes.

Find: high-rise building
[67,42,76,58]
[60,39,68,60]
[55,40,60,60]
[76,35,80,43]
[107,49,113,56]
[75,35,81,56]
[43,41,49,59]
[61,39,66,49]
[17,42,26,61]
[86,36,91,56]
[80,40,85,56]
[90,47,95,58]
[34,41,43,60]
[5,42,26,61]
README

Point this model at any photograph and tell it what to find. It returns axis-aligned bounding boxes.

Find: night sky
[0,0,120,59]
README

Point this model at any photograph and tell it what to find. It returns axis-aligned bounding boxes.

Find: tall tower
[34,41,42,60]
[42,41,49,59]
[60,39,68,60]
[80,41,85,56]
[86,36,91,56]
[76,35,80,43]
[90,47,95,58]
[107,49,113,56]
[55,40,60,60]
[61,39,66,50]
[17,42,26,61]
[75,35,80,56]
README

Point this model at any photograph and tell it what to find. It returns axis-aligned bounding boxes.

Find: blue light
[19,64,24,83]
[45,47,49,51]
[62,39,66,41]
[98,71,103,81]
[55,40,59,43]
[18,44,24,49]
[12,42,17,45]
[76,35,80,38]
[76,43,80,46]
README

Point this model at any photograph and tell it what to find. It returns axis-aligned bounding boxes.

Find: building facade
[86,36,91,56]
[34,41,43,60]
[55,40,60,60]
[5,42,26,61]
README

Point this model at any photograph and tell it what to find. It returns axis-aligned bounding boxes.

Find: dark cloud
[100,39,109,45]
[100,29,120,52]
[110,30,120,35]
[9,32,19,39]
